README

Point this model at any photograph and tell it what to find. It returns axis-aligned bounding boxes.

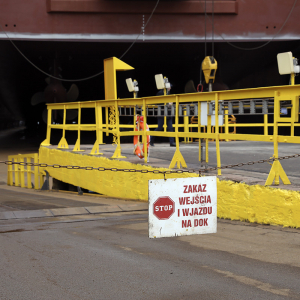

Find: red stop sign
[153,196,175,220]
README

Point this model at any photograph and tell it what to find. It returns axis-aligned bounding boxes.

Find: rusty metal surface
[0,0,299,41]
[47,0,238,14]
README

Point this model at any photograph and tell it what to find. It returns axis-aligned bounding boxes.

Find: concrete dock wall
[39,147,300,228]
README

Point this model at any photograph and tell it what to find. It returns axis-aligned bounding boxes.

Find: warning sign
[149,177,217,238]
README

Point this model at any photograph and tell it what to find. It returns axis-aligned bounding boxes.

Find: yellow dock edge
[39,147,300,228]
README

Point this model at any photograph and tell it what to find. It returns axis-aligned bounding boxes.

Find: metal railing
[40,84,300,185]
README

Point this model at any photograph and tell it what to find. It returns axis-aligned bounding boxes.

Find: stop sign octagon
[153,196,175,220]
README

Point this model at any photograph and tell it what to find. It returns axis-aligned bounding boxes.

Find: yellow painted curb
[218,180,300,228]
[39,147,197,201]
[39,147,300,228]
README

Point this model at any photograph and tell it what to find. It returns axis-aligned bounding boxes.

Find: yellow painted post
[143,99,148,163]
[14,157,19,187]
[291,120,295,137]
[7,156,13,186]
[270,100,281,185]
[263,114,268,136]
[214,93,222,176]
[291,73,295,86]
[176,96,180,148]
[94,101,104,145]
[105,107,109,136]
[73,104,84,152]
[104,57,134,100]
[62,105,66,141]
[265,91,291,186]
[91,102,104,155]
[133,106,136,131]
[183,109,189,143]
[198,102,201,162]
[206,102,211,164]
[26,157,31,189]
[58,105,69,149]
[98,104,104,144]
[224,110,229,142]
[19,157,25,188]
[169,96,187,169]
[34,153,41,190]
[111,100,126,159]
[103,58,133,149]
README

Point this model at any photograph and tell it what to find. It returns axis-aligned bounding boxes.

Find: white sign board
[149,177,217,238]
[200,102,223,126]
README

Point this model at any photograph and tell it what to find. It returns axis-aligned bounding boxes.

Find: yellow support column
[7,156,13,186]
[105,107,109,137]
[224,110,229,142]
[169,96,187,169]
[98,105,104,144]
[111,100,126,159]
[20,156,25,188]
[90,102,103,155]
[35,153,41,190]
[198,102,202,162]
[264,114,268,136]
[182,109,190,143]
[214,93,222,176]
[26,157,31,189]
[143,99,148,163]
[104,57,134,152]
[73,104,84,152]
[14,157,19,187]
[104,57,134,100]
[58,105,69,149]
[206,102,211,165]
[265,91,290,186]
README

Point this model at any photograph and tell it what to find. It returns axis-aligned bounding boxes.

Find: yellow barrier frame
[7,153,44,189]
[41,84,300,186]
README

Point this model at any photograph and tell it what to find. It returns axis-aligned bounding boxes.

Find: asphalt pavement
[1,128,300,299]
[1,211,300,299]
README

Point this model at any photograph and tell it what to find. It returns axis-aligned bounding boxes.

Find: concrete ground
[1,128,300,299]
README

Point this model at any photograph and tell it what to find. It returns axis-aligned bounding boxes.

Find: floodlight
[126,78,135,92]
[126,78,139,92]
[155,74,165,90]
[277,52,294,75]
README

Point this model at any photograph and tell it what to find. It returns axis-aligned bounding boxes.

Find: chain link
[2,153,300,175]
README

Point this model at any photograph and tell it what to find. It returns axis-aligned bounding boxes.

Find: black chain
[1,154,300,175]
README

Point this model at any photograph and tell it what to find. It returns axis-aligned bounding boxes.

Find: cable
[0,0,160,82]
[199,0,298,51]
[120,0,160,60]
[212,0,214,56]
[204,0,207,57]
[200,0,207,85]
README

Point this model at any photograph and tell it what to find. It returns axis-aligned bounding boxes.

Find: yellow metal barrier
[40,83,300,186]
[7,153,44,189]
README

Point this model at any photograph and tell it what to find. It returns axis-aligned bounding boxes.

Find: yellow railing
[7,153,44,189]
[41,84,300,186]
